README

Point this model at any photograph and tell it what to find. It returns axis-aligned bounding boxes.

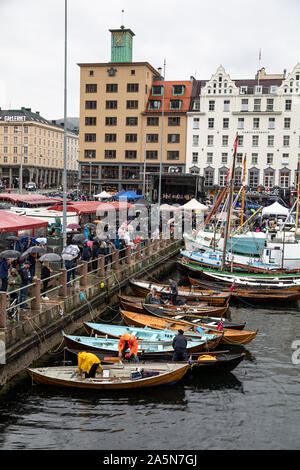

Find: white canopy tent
[178,198,209,212]
[94,191,113,199]
[262,201,289,217]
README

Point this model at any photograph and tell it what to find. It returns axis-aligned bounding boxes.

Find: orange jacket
[118,333,138,356]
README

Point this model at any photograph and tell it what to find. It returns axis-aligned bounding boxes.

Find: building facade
[186,64,300,199]
[0,108,79,189]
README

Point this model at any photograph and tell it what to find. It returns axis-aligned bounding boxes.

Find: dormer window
[255,85,262,94]
[173,85,185,96]
[148,100,161,110]
[169,100,182,110]
[152,85,164,96]
[240,86,248,94]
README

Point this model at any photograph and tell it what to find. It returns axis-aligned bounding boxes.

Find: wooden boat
[129,279,231,306]
[186,275,300,303]
[142,304,246,330]
[120,309,258,346]
[62,331,216,358]
[187,352,246,374]
[27,363,189,390]
[118,294,230,317]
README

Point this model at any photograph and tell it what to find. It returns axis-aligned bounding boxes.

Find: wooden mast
[221,135,238,271]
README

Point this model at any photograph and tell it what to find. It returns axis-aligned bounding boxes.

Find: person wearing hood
[81,241,92,263]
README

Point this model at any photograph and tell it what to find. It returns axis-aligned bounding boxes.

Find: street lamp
[158,58,166,212]
[62,0,68,250]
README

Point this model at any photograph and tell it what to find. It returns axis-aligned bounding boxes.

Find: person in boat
[145,289,159,305]
[172,329,188,362]
[118,333,139,362]
[169,278,178,305]
[77,351,102,378]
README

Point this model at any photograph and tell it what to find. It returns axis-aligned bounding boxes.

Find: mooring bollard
[125,246,132,266]
[112,250,120,271]
[31,279,41,312]
[97,255,105,278]
[80,261,88,287]
[59,269,67,297]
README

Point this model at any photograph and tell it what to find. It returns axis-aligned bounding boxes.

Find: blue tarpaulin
[115,190,144,201]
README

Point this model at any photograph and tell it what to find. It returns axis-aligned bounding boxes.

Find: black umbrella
[39,253,61,262]
[5,236,21,242]
[0,250,21,259]
[72,234,86,243]
[22,246,46,258]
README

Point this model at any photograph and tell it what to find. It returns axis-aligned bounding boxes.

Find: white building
[186,64,300,196]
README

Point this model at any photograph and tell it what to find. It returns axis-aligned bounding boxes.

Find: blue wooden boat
[62,331,219,359]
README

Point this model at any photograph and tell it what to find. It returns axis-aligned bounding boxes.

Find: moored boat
[27,363,189,390]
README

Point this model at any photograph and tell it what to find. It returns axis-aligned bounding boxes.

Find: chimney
[36,111,40,115]
[157,67,162,75]
[283,69,287,78]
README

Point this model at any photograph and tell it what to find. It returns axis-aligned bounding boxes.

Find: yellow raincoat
[77,351,102,374]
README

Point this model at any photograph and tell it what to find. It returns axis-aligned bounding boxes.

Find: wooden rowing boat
[120,309,258,346]
[129,279,231,306]
[118,294,230,317]
[62,331,218,357]
[142,304,246,330]
[27,363,189,390]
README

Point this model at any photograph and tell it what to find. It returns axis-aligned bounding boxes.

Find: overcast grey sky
[0,0,299,120]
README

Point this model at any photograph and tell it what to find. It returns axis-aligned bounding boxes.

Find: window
[266,99,274,111]
[264,169,275,188]
[238,118,244,129]
[152,85,164,96]
[280,170,290,188]
[125,134,137,142]
[168,117,180,126]
[268,135,274,147]
[122,166,139,179]
[237,153,243,164]
[255,85,262,94]
[249,168,259,187]
[253,117,260,129]
[208,100,215,111]
[85,133,96,142]
[131,70,135,75]
[168,134,180,143]
[127,83,139,92]
[234,168,242,186]
[193,100,200,110]
[101,166,118,179]
[267,153,273,165]
[106,84,118,93]
[169,100,182,110]
[148,100,160,110]
[219,168,229,186]
[105,117,117,126]
[285,99,292,111]
[192,152,198,163]
[167,151,179,160]
[207,153,213,164]
[4,127,8,134]
[146,150,158,160]
[14,136,18,144]
[221,153,228,164]
[85,100,97,109]
[89,70,94,76]
[105,134,117,142]
[204,167,214,186]
[283,135,290,147]
[173,85,185,96]
[223,118,229,129]
[192,135,199,146]
[237,135,243,146]
[126,100,138,109]
[282,153,289,165]
[13,146,17,154]
[241,99,248,111]
[268,117,275,129]
[208,118,214,129]
[240,86,248,94]
[251,153,258,165]
[222,135,229,146]
[193,118,200,129]
[125,150,137,159]
[147,117,159,126]
[126,117,138,126]
[207,135,214,146]
[252,135,259,147]
[270,85,277,94]
[254,99,261,112]
[104,150,116,159]
[223,100,230,111]
[85,116,97,126]
[84,149,96,159]
[106,100,117,109]
[284,118,291,129]
[85,84,97,93]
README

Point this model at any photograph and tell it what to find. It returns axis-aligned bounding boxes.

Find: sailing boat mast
[295,162,300,240]
[221,135,238,271]
[240,154,246,226]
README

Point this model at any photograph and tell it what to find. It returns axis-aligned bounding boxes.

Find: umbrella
[72,234,86,243]
[5,236,21,242]
[21,236,37,244]
[0,250,21,259]
[67,223,81,230]
[22,246,47,258]
[84,223,96,228]
[36,237,47,244]
[39,253,61,262]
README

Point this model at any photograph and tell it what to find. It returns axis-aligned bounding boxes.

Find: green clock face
[113,33,124,46]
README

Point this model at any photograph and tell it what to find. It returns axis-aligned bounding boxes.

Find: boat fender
[80,292,86,301]
[100,282,104,288]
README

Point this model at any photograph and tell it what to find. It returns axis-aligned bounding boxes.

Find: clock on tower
[109,26,135,63]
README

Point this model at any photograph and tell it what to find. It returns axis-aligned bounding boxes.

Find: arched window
[248,168,259,188]
[264,168,275,188]
[204,167,214,187]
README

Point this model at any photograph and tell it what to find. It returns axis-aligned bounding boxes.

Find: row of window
[0,125,70,139]
[84,133,181,143]
[86,83,140,93]
[192,98,293,112]
[84,149,180,160]
[192,134,296,148]
[203,167,294,188]
[148,99,182,111]
[192,116,293,130]
[85,116,181,126]
[192,151,293,166]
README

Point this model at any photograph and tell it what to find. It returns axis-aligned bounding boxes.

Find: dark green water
[0,301,300,450]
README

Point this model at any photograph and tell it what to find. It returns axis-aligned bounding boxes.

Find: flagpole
[62,0,67,251]
[221,134,238,271]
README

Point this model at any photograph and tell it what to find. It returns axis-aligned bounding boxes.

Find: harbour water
[0,301,300,451]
